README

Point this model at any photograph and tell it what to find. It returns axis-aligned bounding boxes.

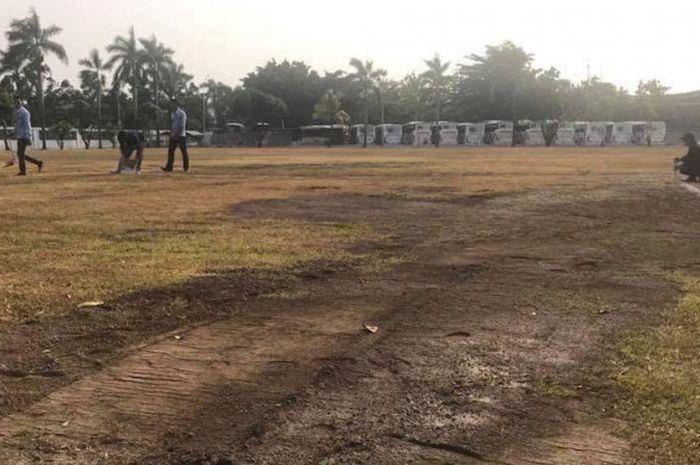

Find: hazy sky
[0,1,695,93]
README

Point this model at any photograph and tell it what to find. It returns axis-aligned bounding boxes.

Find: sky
[0,0,696,93]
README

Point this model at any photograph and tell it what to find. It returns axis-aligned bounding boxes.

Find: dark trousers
[117,145,144,172]
[17,139,42,174]
[680,165,700,182]
[165,137,189,172]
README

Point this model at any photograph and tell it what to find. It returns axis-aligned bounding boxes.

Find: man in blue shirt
[162,99,189,173]
[13,98,43,176]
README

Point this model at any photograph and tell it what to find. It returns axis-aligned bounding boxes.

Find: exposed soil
[1,173,697,464]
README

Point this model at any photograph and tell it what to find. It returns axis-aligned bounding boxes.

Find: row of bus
[299,121,667,147]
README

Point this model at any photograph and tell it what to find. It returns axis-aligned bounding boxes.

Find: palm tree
[349,58,386,148]
[79,49,110,148]
[162,62,192,101]
[139,35,173,143]
[422,54,451,146]
[399,73,426,122]
[107,26,141,127]
[4,8,67,149]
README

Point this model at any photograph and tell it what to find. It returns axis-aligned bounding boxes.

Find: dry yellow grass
[0,145,679,321]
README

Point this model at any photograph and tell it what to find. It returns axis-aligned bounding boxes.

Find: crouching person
[113,130,144,174]
[678,133,700,183]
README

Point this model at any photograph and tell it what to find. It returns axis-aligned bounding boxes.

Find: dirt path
[1,175,697,464]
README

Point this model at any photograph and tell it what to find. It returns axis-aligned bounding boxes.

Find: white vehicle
[350,124,375,145]
[610,122,636,145]
[458,123,484,146]
[483,121,513,146]
[402,122,432,147]
[622,121,667,145]
[432,121,459,146]
[649,121,667,145]
[587,122,614,146]
[375,124,403,145]
[567,122,587,146]
[519,121,545,146]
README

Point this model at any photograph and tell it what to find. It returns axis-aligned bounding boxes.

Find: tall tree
[4,8,67,149]
[107,26,141,127]
[459,42,533,146]
[139,34,174,141]
[243,60,324,127]
[422,54,451,146]
[313,90,349,125]
[348,58,386,147]
[636,79,670,125]
[79,49,110,148]
[398,73,426,121]
[162,62,192,101]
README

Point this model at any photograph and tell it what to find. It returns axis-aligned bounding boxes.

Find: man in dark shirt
[113,130,144,174]
[679,133,700,182]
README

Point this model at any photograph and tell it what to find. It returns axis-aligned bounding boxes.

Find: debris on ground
[363,324,379,334]
[77,301,105,309]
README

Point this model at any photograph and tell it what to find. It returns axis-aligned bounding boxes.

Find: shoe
[160,166,172,172]
[110,169,121,174]
[16,172,26,176]
[37,161,44,173]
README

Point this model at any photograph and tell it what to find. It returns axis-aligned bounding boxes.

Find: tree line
[0,8,686,149]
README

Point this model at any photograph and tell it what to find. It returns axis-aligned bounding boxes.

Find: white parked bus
[402,122,432,147]
[620,121,667,145]
[586,122,614,146]
[375,124,403,145]
[432,121,459,146]
[483,121,513,146]
[519,121,545,146]
[458,123,484,146]
[350,124,375,145]
[648,121,667,145]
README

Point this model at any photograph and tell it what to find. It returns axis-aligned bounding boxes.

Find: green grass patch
[615,275,700,464]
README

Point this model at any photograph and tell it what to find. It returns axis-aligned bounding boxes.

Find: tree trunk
[39,78,47,150]
[117,96,122,129]
[133,74,139,128]
[511,86,518,147]
[155,64,161,147]
[363,99,368,149]
[434,101,441,148]
[98,80,103,149]
[380,91,385,147]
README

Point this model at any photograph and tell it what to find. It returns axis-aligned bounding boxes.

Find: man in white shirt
[162,99,189,173]
[12,98,43,176]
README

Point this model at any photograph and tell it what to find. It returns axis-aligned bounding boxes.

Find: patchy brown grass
[0,145,678,322]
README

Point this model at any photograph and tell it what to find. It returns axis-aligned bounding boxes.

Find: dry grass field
[0,145,698,465]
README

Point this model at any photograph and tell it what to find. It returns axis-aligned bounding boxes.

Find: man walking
[13,98,43,176]
[162,99,189,173]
